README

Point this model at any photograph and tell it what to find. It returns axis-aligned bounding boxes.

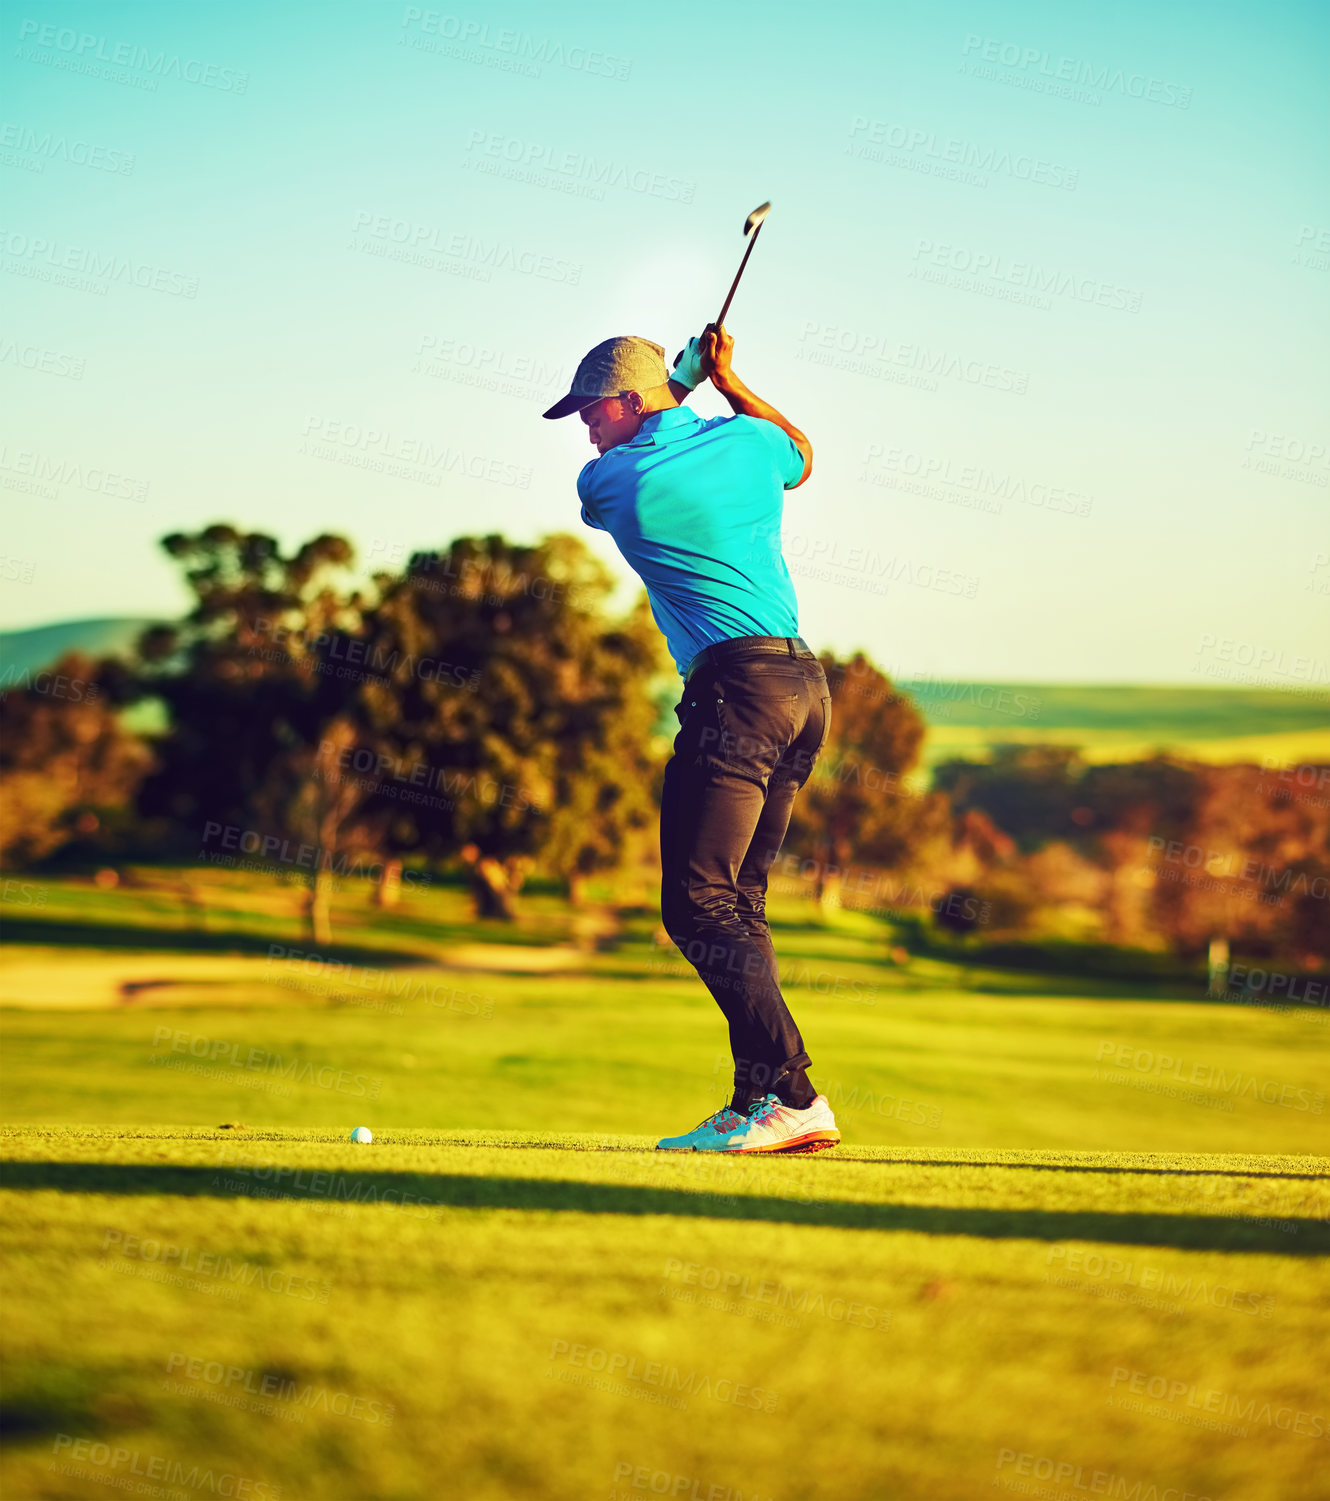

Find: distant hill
[902,679,1330,770]
[900,679,1329,736]
[0,617,160,677]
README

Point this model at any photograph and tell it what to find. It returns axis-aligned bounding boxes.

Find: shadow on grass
[589,958,1219,1005]
[0,918,431,969]
[2,1161,1325,1255]
[828,1158,1329,1181]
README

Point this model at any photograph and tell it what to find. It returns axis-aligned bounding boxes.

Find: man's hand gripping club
[669,323,812,489]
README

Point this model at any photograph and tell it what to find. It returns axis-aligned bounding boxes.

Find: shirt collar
[623,407,701,448]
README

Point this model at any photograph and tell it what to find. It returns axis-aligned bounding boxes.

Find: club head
[743,202,771,237]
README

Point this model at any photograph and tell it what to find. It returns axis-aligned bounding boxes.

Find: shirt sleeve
[744,415,806,489]
[576,459,605,530]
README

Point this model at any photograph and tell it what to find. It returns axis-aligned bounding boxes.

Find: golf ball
[350,1126,373,1144]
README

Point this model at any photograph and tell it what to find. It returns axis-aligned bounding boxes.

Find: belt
[684,634,816,685]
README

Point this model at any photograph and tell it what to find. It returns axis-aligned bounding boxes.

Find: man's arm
[702,323,812,488]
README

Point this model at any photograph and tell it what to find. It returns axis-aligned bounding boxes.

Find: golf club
[716,200,771,326]
[675,201,772,368]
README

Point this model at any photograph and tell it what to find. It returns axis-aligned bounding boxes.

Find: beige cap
[542,335,669,419]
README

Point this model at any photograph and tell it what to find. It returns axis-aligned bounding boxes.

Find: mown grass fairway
[2,872,1328,1499]
[2,1131,1328,1501]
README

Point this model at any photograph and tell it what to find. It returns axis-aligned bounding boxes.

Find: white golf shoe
[714,1093,840,1154]
[655,1103,749,1151]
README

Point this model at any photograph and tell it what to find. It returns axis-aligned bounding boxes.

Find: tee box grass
[1,870,1327,1499]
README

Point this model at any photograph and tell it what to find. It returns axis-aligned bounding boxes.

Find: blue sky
[2,0,1327,685]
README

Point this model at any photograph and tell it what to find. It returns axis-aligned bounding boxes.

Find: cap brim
[542,390,591,420]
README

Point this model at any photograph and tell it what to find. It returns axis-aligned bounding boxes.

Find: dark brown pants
[659,637,832,1111]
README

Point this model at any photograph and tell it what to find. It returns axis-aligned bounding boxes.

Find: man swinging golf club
[543,284,840,1154]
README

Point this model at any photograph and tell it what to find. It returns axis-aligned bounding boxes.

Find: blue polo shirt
[576,407,805,677]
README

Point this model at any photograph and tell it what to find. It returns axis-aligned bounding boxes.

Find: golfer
[543,325,839,1154]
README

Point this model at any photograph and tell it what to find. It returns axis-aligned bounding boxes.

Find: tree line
[1,525,1325,971]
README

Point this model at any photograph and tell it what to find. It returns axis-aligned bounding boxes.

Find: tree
[134,525,367,941]
[783,651,931,909]
[0,653,154,868]
[132,524,673,931]
[933,744,1087,854]
[347,533,670,917]
[1059,756,1199,947]
[539,590,667,907]
[1155,762,1330,962]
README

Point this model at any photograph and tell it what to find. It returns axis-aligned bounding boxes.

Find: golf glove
[670,336,707,391]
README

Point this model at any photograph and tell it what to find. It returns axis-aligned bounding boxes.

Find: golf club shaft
[716,219,765,327]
